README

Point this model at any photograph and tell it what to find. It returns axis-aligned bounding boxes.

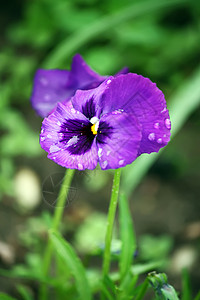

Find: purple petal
[115,67,129,76]
[96,110,142,170]
[31,54,108,117]
[72,77,114,119]
[68,54,107,89]
[31,53,129,118]
[40,103,98,170]
[31,69,70,117]
[100,74,171,155]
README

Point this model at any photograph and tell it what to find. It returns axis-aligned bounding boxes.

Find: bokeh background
[0,0,200,298]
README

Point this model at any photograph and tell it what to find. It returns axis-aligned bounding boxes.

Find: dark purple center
[58,98,113,155]
[59,119,113,155]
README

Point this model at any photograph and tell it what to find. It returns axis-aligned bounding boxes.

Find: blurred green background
[0,0,200,298]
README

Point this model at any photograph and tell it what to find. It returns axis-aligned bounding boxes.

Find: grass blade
[182,269,192,300]
[49,230,92,300]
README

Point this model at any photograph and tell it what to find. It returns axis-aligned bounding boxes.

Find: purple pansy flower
[40,73,171,170]
[31,54,128,117]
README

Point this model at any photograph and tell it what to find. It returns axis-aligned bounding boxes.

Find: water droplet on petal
[154,122,159,129]
[165,118,171,129]
[107,150,111,156]
[40,136,45,141]
[157,138,162,144]
[148,133,155,141]
[102,161,108,169]
[57,121,61,126]
[40,77,48,86]
[41,128,44,133]
[50,145,60,153]
[161,107,167,113]
[98,148,103,158]
[119,160,124,166]
[78,163,83,170]
[47,134,52,138]
[107,79,112,84]
[67,136,79,147]
[71,108,76,114]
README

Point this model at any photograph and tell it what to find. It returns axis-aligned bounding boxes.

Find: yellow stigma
[91,124,98,135]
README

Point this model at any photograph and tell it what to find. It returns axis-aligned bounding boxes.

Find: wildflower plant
[31,54,177,300]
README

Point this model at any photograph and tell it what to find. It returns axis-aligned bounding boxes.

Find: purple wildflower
[40,73,171,170]
[31,54,128,117]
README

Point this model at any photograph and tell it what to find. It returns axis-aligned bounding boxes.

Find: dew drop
[78,163,83,170]
[40,136,45,141]
[165,118,171,129]
[148,133,155,141]
[107,79,112,84]
[102,161,108,169]
[107,150,111,156]
[47,134,52,138]
[161,107,167,113]
[98,148,103,157]
[57,121,61,126]
[67,135,79,147]
[49,145,60,153]
[40,77,48,86]
[71,108,76,114]
[154,122,159,129]
[157,138,162,144]
[119,159,124,166]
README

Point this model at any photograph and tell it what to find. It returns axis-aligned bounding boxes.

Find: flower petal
[31,54,129,117]
[69,54,107,89]
[96,110,142,170]
[31,69,70,117]
[40,103,98,170]
[100,74,171,155]
[71,77,114,119]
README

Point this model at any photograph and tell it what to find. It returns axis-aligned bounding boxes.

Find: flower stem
[102,168,121,278]
[39,168,75,300]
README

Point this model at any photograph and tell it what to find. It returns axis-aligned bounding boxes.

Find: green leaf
[194,291,200,300]
[131,260,166,275]
[49,230,92,300]
[0,294,18,300]
[16,285,33,300]
[181,269,192,300]
[101,275,117,300]
[134,279,149,300]
[119,193,136,280]
[117,273,138,300]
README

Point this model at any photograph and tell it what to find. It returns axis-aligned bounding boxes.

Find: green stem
[102,168,121,278]
[39,168,75,300]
